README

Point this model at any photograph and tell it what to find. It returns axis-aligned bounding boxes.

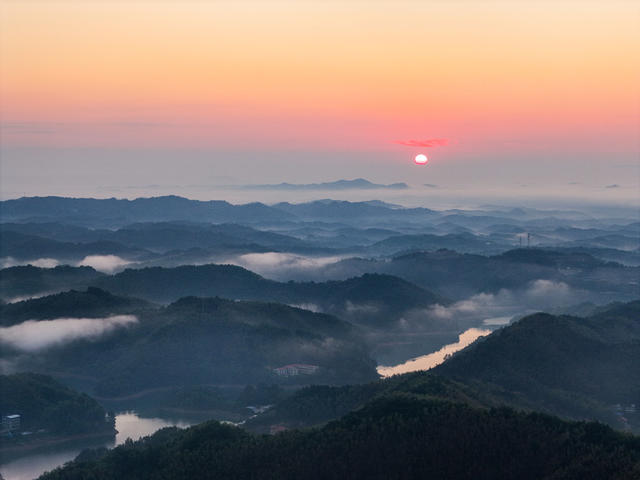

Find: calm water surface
[0,413,192,480]
[377,327,491,377]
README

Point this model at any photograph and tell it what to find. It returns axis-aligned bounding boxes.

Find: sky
[1,1,639,205]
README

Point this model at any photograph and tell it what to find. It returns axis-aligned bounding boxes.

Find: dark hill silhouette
[434,301,640,423]
[0,265,104,301]
[0,287,155,326]
[1,196,293,227]
[40,395,640,480]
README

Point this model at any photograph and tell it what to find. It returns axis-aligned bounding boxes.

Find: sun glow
[414,154,428,165]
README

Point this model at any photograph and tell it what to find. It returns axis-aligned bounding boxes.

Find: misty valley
[0,195,639,479]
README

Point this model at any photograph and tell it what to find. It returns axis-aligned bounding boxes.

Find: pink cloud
[394,138,450,147]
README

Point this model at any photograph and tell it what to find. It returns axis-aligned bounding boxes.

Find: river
[2,326,497,479]
[377,327,492,377]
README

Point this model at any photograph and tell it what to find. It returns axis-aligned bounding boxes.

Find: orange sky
[2,0,638,155]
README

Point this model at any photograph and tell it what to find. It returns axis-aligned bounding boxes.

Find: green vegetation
[1,264,447,329]
[95,267,445,328]
[0,373,114,436]
[0,287,154,326]
[0,265,103,301]
[434,301,640,426]
[40,395,640,480]
[246,301,640,433]
[244,372,493,432]
[6,296,377,397]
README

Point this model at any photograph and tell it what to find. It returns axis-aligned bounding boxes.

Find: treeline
[0,373,114,435]
[41,395,640,480]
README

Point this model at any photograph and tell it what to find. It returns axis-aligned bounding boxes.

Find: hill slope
[5,296,377,396]
[0,373,114,436]
[0,287,154,326]
[434,301,640,426]
[40,395,640,480]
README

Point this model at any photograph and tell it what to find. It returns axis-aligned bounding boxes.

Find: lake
[0,412,192,480]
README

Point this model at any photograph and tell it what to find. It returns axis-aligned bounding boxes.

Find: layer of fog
[78,255,132,273]
[222,252,344,281]
[1,257,60,269]
[0,255,132,273]
[377,327,491,376]
[0,315,138,352]
[398,279,577,332]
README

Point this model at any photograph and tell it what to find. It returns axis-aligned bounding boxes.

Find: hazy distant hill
[0,265,104,301]
[95,222,306,252]
[0,230,148,261]
[0,196,293,227]
[321,248,639,302]
[2,197,638,258]
[93,267,445,329]
[40,395,640,480]
[367,232,506,255]
[242,178,409,190]
[1,221,308,253]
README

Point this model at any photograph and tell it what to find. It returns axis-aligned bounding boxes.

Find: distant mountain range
[0,196,293,227]
[238,178,409,190]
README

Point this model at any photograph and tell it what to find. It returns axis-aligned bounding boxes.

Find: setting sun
[414,154,428,165]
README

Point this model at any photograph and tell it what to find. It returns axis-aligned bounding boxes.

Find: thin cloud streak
[394,139,450,148]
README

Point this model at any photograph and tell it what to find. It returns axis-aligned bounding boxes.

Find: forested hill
[0,265,104,301]
[7,296,378,396]
[0,287,154,326]
[39,395,640,480]
[95,265,444,312]
[434,301,640,423]
[244,301,640,433]
[1,264,445,329]
[0,373,114,436]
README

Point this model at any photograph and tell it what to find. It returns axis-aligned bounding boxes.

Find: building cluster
[1,414,21,435]
[614,403,637,414]
[272,364,319,377]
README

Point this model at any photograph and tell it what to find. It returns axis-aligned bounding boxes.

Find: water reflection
[115,412,191,445]
[0,413,192,480]
[377,327,491,377]
[0,450,81,480]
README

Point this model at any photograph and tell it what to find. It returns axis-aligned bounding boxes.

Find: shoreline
[0,430,115,462]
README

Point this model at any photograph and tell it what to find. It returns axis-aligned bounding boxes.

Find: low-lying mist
[222,252,345,281]
[77,255,132,273]
[0,315,138,352]
[0,255,132,274]
[1,256,60,269]
[398,279,578,332]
